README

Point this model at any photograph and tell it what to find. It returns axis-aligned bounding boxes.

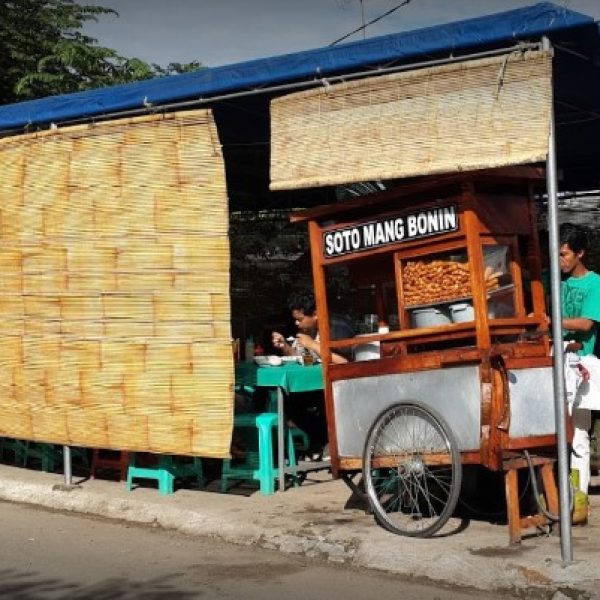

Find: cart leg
[540,462,559,516]
[505,468,521,545]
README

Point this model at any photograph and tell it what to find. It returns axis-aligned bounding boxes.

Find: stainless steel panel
[332,366,481,457]
[508,367,556,438]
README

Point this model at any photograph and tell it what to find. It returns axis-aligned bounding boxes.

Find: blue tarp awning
[0,2,595,131]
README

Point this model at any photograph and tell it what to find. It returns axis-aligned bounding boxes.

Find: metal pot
[409,307,451,328]
[449,302,474,323]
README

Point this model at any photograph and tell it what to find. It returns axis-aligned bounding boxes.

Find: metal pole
[277,388,286,492]
[543,36,572,563]
[63,445,72,486]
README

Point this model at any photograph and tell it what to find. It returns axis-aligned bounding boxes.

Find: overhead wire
[329,0,412,46]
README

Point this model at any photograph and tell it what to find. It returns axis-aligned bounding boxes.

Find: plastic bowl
[267,355,283,366]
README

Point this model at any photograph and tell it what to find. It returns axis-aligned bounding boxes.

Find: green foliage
[152,61,205,76]
[0,0,204,105]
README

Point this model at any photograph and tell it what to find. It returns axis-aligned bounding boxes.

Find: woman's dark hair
[287,291,316,316]
[559,223,588,254]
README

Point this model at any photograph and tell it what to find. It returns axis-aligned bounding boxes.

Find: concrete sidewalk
[0,462,598,599]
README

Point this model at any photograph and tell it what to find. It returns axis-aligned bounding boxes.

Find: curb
[0,471,597,599]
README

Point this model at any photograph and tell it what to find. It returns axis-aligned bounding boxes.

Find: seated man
[272,291,354,364]
[272,291,354,459]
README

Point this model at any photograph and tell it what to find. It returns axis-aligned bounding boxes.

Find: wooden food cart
[292,167,559,542]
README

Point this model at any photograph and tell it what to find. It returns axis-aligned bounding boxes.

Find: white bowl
[281,356,301,364]
[253,356,268,366]
[267,355,283,366]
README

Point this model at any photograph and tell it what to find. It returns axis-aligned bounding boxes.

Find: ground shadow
[0,568,198,600]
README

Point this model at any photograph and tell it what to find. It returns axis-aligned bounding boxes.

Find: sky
[83,0,600,69]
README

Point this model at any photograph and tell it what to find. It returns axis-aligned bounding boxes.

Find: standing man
[558,223,600,503]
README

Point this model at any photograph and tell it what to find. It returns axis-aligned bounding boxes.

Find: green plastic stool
[0,438,30,466]
[221,412,304,495]
[126,453,204,495]
[21,442,59,472]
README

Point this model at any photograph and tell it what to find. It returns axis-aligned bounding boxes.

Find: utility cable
[329,0,412,46]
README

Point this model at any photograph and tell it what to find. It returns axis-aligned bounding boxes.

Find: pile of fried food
[484,265,503,292]
[403,259,504,306]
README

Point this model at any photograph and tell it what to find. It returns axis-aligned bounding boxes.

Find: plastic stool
[23,443,58,472]
[161,455,204,489]
[287,427,310,487]
[126,453,204,495]
[221,412,302,495]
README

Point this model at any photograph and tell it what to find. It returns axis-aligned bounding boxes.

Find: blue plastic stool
[221,412,305,495]
[265,389,312,463]
[126,453,204,495]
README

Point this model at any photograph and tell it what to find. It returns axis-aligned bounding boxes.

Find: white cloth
[573,355,600,410]
[563,352,600,495]
[571,406,592,495]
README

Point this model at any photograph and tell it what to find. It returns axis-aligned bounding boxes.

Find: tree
[0,0,202,105]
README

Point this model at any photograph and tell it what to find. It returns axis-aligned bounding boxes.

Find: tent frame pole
[63,445,72,486]
[543,35,573,564]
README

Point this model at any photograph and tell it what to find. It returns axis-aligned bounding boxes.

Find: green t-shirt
[561,270,600,356]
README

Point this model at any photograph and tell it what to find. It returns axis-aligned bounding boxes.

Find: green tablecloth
[235,362,323,393]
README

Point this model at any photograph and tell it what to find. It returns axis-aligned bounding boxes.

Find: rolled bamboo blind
[0,109,233,458]
[271,50,552,190]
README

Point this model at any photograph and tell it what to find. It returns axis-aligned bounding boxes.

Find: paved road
[0,500,521,599]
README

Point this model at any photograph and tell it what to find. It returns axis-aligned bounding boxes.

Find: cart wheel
[363,403,462,537]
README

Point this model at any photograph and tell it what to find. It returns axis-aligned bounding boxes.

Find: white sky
[83,1,600,68]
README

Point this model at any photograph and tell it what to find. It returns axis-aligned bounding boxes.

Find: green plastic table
[235,361,324,492]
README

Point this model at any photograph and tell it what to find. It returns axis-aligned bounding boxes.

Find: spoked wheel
[363,403,462,537]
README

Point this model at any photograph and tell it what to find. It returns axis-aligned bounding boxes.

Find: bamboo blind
[270,50,552,190]
[0,109,233,458]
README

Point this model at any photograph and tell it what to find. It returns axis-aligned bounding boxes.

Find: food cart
[291,167,560,542]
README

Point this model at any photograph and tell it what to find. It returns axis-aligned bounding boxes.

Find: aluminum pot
[409,307,451,328]
[355,341,380,361]
[449,302,475,323]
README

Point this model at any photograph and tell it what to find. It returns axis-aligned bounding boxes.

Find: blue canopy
[0,2,594,131]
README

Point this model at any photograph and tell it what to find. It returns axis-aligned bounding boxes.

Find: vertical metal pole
[543,37,572,563]
[63,445,72,486]
[277,388,286,492]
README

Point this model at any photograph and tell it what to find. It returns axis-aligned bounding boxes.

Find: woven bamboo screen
[271,50,552,190]
[0,109,233,458]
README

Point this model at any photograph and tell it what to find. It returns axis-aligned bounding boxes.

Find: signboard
[323,204,458,258]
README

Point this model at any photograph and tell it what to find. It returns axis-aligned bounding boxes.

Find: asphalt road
[0,500,521,600]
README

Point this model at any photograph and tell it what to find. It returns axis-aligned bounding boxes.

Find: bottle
[244,336,254,363]
[571,469,588,525]
[302,347,314,366]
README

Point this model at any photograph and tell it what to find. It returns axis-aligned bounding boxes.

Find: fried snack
[485,269,503,291]
[403,259,472,305]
